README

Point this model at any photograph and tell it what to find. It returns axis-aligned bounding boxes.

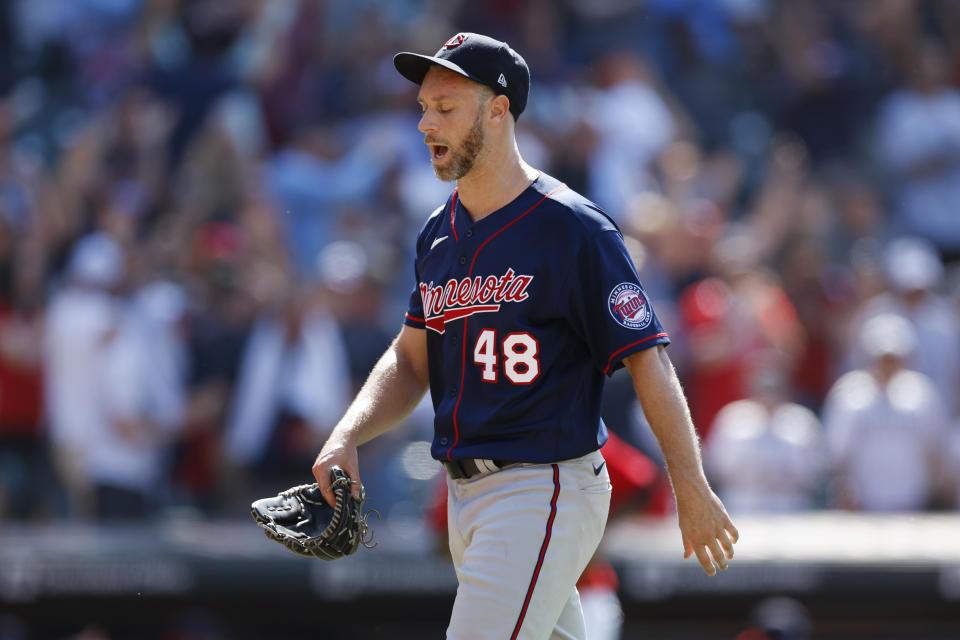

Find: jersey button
[448,387,457,397]
[466,229,474,238]
[459,256,466,265]
[440,437,448,445]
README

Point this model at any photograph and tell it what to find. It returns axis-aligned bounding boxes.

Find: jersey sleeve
[404,274,426,329]
[568,229,670,375]
[403,207,440,331]
[404,241,426,329]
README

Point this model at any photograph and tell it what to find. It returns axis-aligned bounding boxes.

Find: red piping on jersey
[466,185,566,276]
[405,312,424,323]
[450,188,459,242]
[445,183,566,461]
[603,332,669,374]
[510,463,561,640]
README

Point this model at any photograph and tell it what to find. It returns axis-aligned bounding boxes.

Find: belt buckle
[473,458,500,475]
[444,458,506,480]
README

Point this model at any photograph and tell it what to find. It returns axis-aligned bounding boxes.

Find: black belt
[442,458,511,479]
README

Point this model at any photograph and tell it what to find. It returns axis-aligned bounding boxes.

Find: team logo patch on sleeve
[608,282,653,330]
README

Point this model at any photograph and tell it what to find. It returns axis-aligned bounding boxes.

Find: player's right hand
[312,437,361,508]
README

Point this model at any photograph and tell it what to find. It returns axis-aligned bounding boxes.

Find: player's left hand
[675,485,739,576]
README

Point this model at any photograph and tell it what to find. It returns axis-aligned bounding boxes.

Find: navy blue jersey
[404,173,670,463]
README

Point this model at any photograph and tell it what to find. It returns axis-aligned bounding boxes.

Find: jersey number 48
[473,329,540,385]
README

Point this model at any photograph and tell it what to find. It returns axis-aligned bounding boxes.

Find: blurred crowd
[0,0,959,526]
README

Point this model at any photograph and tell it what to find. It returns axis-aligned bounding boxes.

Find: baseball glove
[250,466,377,560]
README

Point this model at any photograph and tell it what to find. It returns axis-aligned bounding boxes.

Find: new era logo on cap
[393,32,530,120]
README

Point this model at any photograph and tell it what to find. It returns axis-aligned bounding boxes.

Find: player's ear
[488,94,510,124]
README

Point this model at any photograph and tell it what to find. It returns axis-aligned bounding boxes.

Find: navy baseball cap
[394,32,530,120]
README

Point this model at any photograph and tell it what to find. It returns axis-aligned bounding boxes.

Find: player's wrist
[326,421,361,446]
[669,472,712,500]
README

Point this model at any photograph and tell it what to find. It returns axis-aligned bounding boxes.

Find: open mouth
[431,144,449,161]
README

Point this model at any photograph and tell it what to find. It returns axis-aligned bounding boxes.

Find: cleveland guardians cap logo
[444,33,466,48]
[608,282,653,330]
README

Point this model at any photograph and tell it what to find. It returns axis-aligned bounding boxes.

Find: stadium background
[1,0,960,638]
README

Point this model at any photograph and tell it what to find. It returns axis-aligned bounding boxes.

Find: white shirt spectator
[823,368,947,511]
[705,399,825,513]
[586,56,676,220]
[44,233,125,460]
[86,281,188,493]
[824,312,950,511]
[846,238,960,416]
[44,287,119,457]
[43,232,128,515]
[826,313,948,511]
[851,293,960,416]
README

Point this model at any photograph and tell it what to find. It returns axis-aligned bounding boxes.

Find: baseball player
[313,32,739,639]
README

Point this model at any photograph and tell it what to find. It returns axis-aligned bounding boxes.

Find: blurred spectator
[316,241,395,393]
[822,313,950,511]
[143,0,246,165]
[847,236,960,415]
[677,224,806,439]
[262,124,391,277]
[586,50,678,221]
[645,0,741,152]
[172,222,256,512]
[778,233,849,411]
[43,231,125,518]
[676,276,748,438]
[223,283,350,492]
[705,353,826,514]
[0,221,50,520]
[89,279,188,520]
[771,3,889,163]
[875,38,960,257]
[829,173,889,257]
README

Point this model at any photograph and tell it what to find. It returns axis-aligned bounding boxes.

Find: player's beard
[433,113,485,182]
